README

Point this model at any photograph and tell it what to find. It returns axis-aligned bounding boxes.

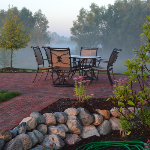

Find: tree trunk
[10,50,13,68]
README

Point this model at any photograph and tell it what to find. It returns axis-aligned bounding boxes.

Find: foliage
[0,6,31,68]
[70,0,150,54]
[29,9,51,46]
[107,15,150,138]
[73,76,93,103]
[70,3,104,52]
[18,7,35,35]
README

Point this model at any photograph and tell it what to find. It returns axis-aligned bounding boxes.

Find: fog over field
[1,39,148,75]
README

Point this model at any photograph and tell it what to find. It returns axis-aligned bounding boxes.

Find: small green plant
[107,15,150,138]
[0,90,22,103]
[73,76,94,103]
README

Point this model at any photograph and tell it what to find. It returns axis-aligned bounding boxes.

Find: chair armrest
[102,60,109,63]
[96,59,105,62]
[72,60,80,63]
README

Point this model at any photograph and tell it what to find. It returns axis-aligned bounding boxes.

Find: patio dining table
[70,55,101,80]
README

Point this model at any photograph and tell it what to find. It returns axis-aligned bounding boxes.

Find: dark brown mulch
[0,67,28,73]
[39,98,150,150]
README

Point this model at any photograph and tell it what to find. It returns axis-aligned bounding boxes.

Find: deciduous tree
[0,6,31,68]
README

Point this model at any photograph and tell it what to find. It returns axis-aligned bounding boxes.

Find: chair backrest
[50,48,71,68]
[80,47,98,56]
[31,46,44,66]
[107,48,122,69]
[42,46,51,64]
[80,47,98,63]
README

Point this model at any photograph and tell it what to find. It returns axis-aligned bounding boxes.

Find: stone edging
[0,106,149,150]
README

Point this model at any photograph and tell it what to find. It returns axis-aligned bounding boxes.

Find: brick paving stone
[0,73,148,132]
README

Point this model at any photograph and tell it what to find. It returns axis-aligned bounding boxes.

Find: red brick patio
[0,72,143,132]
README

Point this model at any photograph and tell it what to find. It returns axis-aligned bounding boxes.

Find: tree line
[0,6,50,68]
[70,0,150,54]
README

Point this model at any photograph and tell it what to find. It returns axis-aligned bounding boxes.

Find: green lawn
[0,90,22,103]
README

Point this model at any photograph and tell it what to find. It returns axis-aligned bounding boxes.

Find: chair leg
[39,70,43,81]
[48,70,52,80]
[33,70,38,83]
[44,70,49,81]
[112,70,115,80]
[107,70,113,86]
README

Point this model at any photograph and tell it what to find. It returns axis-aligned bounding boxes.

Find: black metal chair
[77,47,98,77]
[50,47,76,87]
[30,46,52,83]
[90,48,122,86]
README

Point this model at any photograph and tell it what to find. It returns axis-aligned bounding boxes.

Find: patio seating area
[31,46,122,86]
[0,72,143,132]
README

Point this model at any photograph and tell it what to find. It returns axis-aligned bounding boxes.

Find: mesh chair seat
[90,48,122,86]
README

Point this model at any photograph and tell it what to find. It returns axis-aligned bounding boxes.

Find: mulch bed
[39,98,150,150]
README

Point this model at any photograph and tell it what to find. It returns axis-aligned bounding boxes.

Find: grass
[0,90,22,103]
[0,67,127,75]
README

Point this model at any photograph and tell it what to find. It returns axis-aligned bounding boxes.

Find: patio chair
[79,47,98,77]
[90,48,122,86]
[50,47,76,87]
[30,46,53,83]
[42,46,52,67]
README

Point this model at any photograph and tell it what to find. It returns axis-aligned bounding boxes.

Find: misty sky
[1,0,116,38]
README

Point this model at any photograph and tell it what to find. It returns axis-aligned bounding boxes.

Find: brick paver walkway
[0,72,143,132]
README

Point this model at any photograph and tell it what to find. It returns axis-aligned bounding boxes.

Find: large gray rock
[15,134,32,150]
[57,124,69,132]
[31,145,44,150]
[93,114,103,126]
[36,124,47,135]
[26,132,38,147]
[30,112,46,124]
[80,125,100,138]
[0,129,12,142]
[20,117,37,131]
[110,107,120,118]
[3,138,23,150]
[0,138,5,150]
[97,120,112,135]
[13,122,27,134]
[10,130,17,138]
[109,117,122,130]
[77,108,94,126]
[42,113,56,125]
[66,115,82,134]
[41,135,56,149]
[64,108,79,116]
[64,134,81,145]
[53,112,68,124]
[31,146,43,150]
[48,126,66,139]
[33,130,44,143]
[49,134,65,149]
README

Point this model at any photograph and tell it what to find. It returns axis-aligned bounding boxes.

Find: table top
[70,55,101,59]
